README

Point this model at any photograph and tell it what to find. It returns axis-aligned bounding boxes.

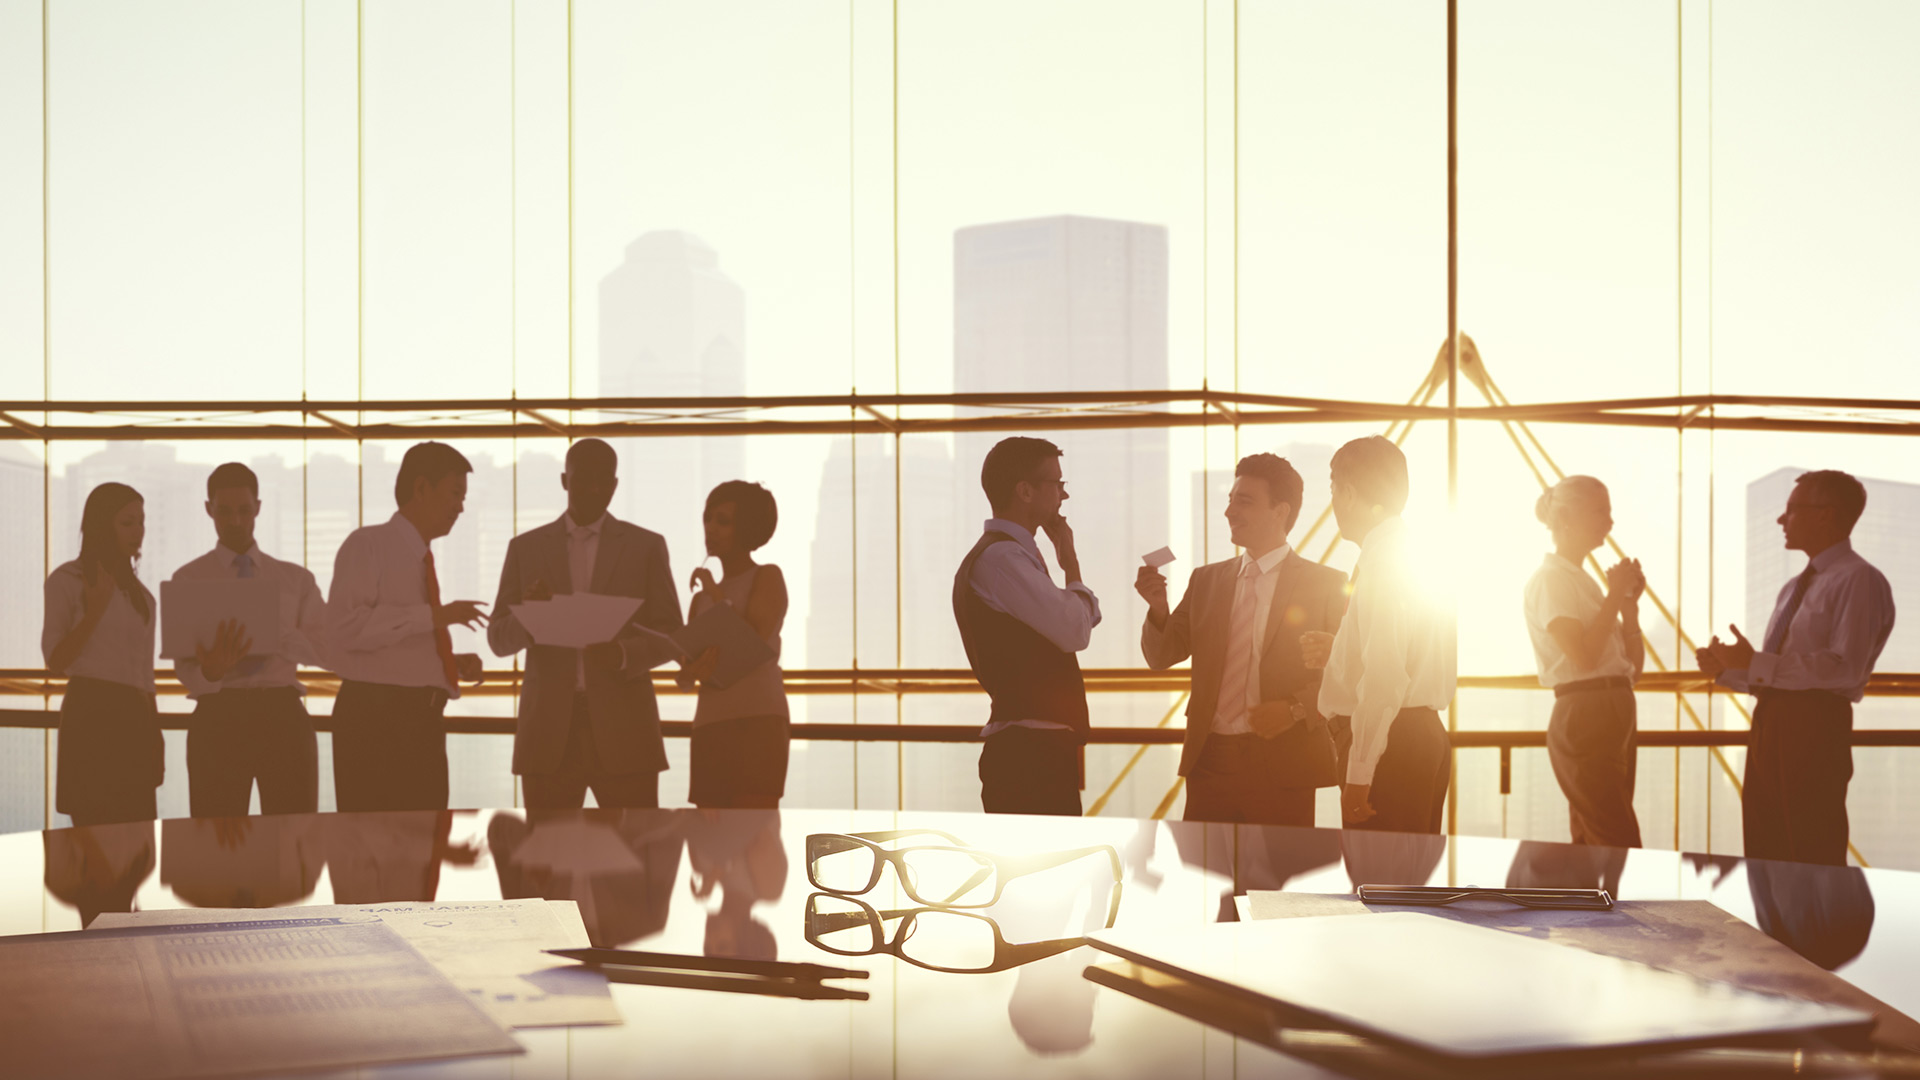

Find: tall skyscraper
[599,231,747,606]
[952,215,1170,669]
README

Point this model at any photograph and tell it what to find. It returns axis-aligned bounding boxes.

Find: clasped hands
[1695,624,1756,679]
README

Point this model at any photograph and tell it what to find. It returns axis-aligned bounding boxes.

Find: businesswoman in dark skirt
[678,481,790,809]
[1522,476,1645,847]
[42,482,163,825]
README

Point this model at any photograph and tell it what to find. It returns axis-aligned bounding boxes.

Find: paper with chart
[95,898,619,1028]
[159,576,281,659]
[0,915,520,1079]
[511,593,643,649]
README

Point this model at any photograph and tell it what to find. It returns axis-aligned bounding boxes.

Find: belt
[344,679,450,710]
[1554,675,1632,699]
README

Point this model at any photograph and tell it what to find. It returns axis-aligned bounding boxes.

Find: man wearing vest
[1137,453,1348,826]
[953,437,1101,816]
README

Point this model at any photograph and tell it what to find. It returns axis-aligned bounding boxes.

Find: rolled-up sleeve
[327,532,433,655]
[971,543,1100,654]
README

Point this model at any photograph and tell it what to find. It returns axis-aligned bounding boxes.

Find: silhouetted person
[326,442,486,812]
[1698,470,1894,866]
[43,482,162,825]
[1746,858,1875,972]
[1524,476,1645,848]
[684,810,786,961]
[954,437,1101,816]
[1305,436,1456,834]
[170,463,327,818]
[489,808,686,947]
[318,809,477,903]
[680,482,790,809]
[160,814,326,908]
[1138,453,1347,826]
[489,439,682,810]
[1504,839,1626,896]
[43,821,155,927]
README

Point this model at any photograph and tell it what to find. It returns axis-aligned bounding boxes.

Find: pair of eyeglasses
[805,830,1122,909]
[805,888,1120,975]
[1356,884,1614,911]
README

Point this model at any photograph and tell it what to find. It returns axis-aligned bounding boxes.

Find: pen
[546,947,870,982]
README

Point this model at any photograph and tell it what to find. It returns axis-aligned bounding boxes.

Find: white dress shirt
[1719,539,1894,702]
[970,517,1102,736]
[325,512,455,695]
[1523,552,1635,688]
[42,561,157,693]
[566,512,603,691]
[1317,517,1457,786]
[171,543,329,698]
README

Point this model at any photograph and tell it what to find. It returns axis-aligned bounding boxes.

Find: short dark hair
[1796,470,1867,531]
[565,437,618,474]
[706,480,778,551]
[394,441,473,506]
[1234,453,1304,531]
[206,462,259,500]
[980,437,1062,513]
[1330,435,1409,515]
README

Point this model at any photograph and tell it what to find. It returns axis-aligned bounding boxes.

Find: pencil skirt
[56,676,163,825]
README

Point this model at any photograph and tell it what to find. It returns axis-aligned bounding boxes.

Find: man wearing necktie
[170,463,329,817]
[1138,453,1348,825]
[326,442,488,813]
[1699,470,1895,866]
[488,439,685,811]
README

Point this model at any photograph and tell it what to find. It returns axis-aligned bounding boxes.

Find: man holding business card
[169,462,328,817]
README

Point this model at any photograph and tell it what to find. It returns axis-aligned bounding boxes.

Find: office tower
[952,215,1169,668]
[1747,467,1920,670]
[598,231,747,603]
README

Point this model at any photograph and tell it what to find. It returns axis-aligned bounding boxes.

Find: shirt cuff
[1067,582,1103,627]
[1748,652,1780,689]
[1345,748,1382,787]
[1717,668,1753,694]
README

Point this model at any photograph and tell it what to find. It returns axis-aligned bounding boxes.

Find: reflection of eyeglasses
[805,889,1120,974]
[805,830,1122,909]
[1356,884,1614,911]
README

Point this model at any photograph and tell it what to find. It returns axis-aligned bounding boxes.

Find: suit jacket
[1142,552,1348,784]
[489,515,684,776]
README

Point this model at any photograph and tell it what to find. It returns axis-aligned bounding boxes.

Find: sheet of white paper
[0,916,521,1079]
[95,898,619,1029]
[1142,546,1176,568]
[159,576,282,659]
[511,593,643,649]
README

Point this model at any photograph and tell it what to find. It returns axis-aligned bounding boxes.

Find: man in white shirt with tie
[1698,470,1894,866]
[1305,436,1457,834]
[170,463,329,817]
[326,442,488,812]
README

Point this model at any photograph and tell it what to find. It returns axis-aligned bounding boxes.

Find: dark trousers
[521,693,661,811]
[1183,733,1316,827]
[979,726,1083,817]
[1546,686,1642,848]
[331,680,450,812]
[57,677,162,826]
[187,687,318,818]
[1334,708,1450,834]
[1745,691,1853,866]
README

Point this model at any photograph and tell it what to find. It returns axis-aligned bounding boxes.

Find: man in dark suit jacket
[489,439,685,809]
[1137,453,1347,826]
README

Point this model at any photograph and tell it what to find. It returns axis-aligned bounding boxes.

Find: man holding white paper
[490,439,685,810]
[169,463,328,817]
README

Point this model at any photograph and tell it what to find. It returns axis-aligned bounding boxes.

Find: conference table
[5,807,1916,1078]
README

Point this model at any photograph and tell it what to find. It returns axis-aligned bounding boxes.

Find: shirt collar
[214,542,261,568]
[565,512,608,541]
[388,511,430,558]
[1810,538,1854,573]
[1360,515,1406,551]
[1543,551,1581,573]
[983,517,1041,559]
[1241,544,1291,577]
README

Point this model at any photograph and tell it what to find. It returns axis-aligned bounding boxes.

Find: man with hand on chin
[1137,453,1347,825]
[1697,470,1893,866]
[953,437,1100,816]
[326,441,488,812]
[1303,436,1457,834]
[489,438,684,811]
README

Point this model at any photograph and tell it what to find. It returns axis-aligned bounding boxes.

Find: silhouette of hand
[1300,630,1335,671]
[690,567,718,595]
[1134,565,1169,616]
[195,618,254,682]
[1695,643,1726,678]
[1040,513,1076,555]
[436,600,489,630]
[526,577,554,602]
[1249,701,1299,739]
[82,569,116,622]
[455,652,484,683]
[1342,783,1376,824]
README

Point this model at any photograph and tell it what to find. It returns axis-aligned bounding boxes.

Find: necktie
[234,553,266,677]
[1762,563,1818,656]
[1216,559,1262,723]
[423,549,460,689]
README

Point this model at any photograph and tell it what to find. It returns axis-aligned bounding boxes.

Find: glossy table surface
[4,808,1915,1079]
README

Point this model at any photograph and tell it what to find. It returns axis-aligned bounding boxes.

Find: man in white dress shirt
[1698,470,1895,866]
[326,442,488,812]
[953,437,1100,816]
[171,463,328,817]
[1305,436,1457,834]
